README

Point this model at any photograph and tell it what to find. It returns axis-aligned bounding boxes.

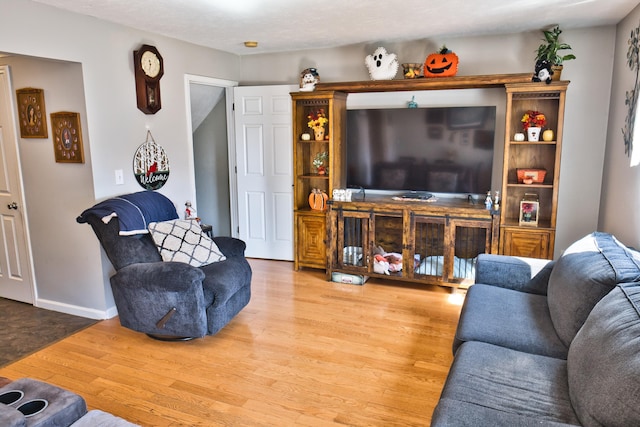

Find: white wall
[241,27,617,256]
[0,0,241,318]
[599,3,640,248]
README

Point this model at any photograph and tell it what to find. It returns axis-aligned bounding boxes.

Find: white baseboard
[35,298,118,320]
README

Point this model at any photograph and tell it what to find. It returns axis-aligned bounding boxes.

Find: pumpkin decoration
[424,45,459,78]
[309,188,329,211]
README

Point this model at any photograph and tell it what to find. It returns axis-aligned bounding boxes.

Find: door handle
[7,202,18,210]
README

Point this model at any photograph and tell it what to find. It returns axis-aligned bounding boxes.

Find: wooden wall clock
[133,44,164,114]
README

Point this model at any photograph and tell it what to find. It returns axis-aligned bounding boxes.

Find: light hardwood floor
[0,259,463,426]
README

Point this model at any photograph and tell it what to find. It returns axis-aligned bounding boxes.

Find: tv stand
[326,195,499,288]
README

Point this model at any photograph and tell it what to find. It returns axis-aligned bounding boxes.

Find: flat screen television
[346,106,496,196]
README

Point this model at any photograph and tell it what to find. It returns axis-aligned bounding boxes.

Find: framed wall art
[16,88,48,138]
[51,111,84,163]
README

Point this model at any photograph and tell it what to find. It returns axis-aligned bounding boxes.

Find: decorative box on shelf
[517,168,547,184]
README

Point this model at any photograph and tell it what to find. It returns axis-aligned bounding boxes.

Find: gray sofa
[0,377,137,426]
[431,232,640,426]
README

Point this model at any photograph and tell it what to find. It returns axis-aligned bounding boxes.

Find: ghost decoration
[365,47,399,80]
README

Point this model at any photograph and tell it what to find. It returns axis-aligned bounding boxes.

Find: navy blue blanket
[77,191,178,235]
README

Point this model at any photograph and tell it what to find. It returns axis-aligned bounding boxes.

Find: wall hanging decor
[16,88,47,138]
[424,46,458,78]
[623,20,640,164]
[51,111,84,163]
[133,130,170,190]
[365,47,399,80]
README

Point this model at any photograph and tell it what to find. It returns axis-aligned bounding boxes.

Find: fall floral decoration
[307,109,328,129]
[308,109,328,140]
[521,110,546,130]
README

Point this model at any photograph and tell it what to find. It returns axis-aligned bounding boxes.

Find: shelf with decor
[291,90,347,270]
[499,81,568,259]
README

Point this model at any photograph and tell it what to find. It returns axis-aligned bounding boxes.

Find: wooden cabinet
[327,196,499,288]
[291,91,347,270]
[501,228,553,259]
[500,82,568,259]
[295,213,327,269]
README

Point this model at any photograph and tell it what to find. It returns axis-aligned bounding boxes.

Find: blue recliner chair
[77,191,251,340]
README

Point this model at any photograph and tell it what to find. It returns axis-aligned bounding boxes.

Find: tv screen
[346,106,496,195]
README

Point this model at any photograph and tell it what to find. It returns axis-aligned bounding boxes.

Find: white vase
[527,127,541,142]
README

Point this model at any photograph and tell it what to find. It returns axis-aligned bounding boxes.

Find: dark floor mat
[0,298,97,367]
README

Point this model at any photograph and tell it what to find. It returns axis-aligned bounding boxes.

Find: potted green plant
[535,25,576,80]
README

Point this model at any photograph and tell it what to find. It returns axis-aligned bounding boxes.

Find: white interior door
[234,85,296,260]
[0,66,35,303]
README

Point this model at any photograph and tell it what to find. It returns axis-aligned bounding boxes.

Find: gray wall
[240,27,617,255]
[599,3,640,248]
[1,0,240,318]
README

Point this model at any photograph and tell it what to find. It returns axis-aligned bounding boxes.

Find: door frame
[183,74,238,237]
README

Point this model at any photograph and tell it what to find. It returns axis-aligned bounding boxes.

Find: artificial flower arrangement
[521,110,546,130]
[313,151,328,174]
[307,109,328,130]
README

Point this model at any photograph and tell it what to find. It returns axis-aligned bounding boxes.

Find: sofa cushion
[149,219,226,267]
[547,232,640,347]
[453,284,567,358]
[434,341,581,426]
[567,283,640,426]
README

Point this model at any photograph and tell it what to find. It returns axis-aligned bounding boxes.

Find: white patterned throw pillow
[148,219,226,267]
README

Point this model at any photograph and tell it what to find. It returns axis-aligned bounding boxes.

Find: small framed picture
[51,111,84,163]
[16,88,48,138]
[519,195,539,226]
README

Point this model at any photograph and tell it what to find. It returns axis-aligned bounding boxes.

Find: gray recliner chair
[77,191,251,340]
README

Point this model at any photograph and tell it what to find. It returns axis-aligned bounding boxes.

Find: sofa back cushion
[567,283,640,426]
[547,232,640,347]
[86,215,162,270]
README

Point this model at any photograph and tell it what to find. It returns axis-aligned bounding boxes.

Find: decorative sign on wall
[133,130,170,190]
[16,88,48,138]
[51,111,84,163]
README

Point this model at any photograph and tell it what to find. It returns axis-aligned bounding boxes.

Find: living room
[0,0,637,318]
[1,0,640,424]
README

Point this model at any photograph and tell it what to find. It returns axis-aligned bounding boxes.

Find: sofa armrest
[213,236,246,258]
[475,254,554,295]
[110,262,209,337]
[112,261,206,292]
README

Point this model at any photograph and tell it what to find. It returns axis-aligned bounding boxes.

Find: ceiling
[31,0,639,56]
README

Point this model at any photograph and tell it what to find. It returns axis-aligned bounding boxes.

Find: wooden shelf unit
[291,91,347,270]
[499,82,569,259]
[327,196,499,288]
[289,74,569,274]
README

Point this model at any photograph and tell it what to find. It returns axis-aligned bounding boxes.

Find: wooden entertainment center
[291,74,568,288]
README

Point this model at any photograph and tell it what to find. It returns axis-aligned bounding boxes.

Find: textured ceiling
[31,0,639,55]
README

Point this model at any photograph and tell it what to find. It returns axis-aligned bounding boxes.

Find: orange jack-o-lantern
[424,46,459,78]
[309,188,329,211]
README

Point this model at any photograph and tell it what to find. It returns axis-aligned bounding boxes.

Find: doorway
[186,75,237,237]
